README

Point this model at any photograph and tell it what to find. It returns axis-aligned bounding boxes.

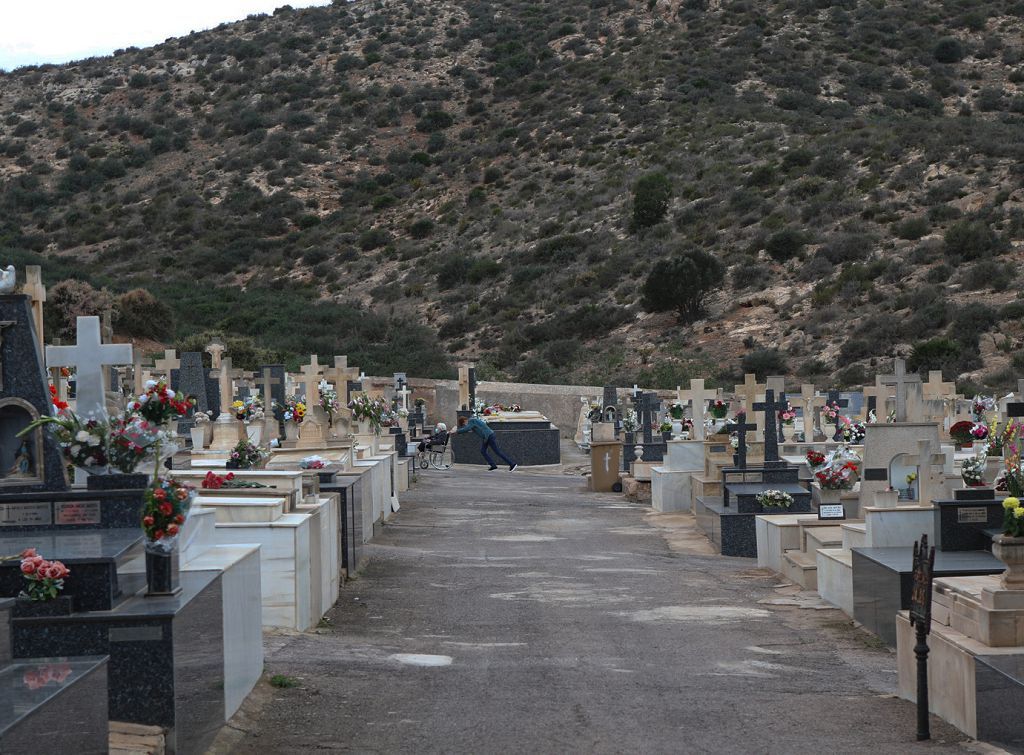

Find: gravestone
[0,295,67,493]
[45,316,132,423]
[753,389,787,466]
[468,367,478,409]
[880,358,921,423]
[259,364,287,409]
[732,416,756,469]
[826,390,850,441]
[173,352,210,413]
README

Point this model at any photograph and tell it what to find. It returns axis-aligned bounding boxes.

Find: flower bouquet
[509,404,522,413]
[622,409,638,433]
[107,414,166,474]
[962,455,986,487]
[23,663,72,690]
[49,384,68,413]
[973,395,996,422]
[131,380,194,426]
[299,456,327,470]
[806,450,827,469]
[658,419,672,433]
[318,382,340,420]
[841,418,867,445]
[950,420,977,447]
[233,395,265,423]
[710,399,729,419]
[970,423,990,442]
[1003,497,1024,537]
[280,397,306,424]
[18,548,69,602]
[815,461,859,490]
[778,402,796,426]
[19,411,108,473]
[349,394,384,429]
[228,440,266,470]
[141,477,194,553]
[669,402,685,420]
[822,402,842,424]
[201,471,269,490]
[756,490,794,508]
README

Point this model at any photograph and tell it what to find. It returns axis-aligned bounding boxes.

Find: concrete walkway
[219,466,972,754]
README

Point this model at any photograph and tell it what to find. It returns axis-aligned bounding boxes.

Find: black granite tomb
[933,488,1004,552]
[451,418,561,466]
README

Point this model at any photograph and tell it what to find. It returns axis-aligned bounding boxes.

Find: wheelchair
[418,435,453,470]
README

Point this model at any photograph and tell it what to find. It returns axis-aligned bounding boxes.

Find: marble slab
[193,495,286,523]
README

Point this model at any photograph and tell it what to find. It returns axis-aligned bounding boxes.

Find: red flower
[153,488,167,501]
[153,530,164,540]
[167,524,179,536]
[175,514,185,524]
[159,502,173,516]
[143,515,155,526]
[226,473,235,481]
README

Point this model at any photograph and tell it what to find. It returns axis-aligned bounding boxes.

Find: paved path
[221,466,971,754]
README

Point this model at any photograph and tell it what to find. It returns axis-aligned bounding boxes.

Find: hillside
[2,0,1024,387]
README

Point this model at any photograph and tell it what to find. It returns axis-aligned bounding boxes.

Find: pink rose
[20,560,37,575]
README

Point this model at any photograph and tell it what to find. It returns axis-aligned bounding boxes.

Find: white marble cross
[603,451,611,474]
[679,378,715,441]
[880,358,921,423]
[46,316,132,420]
[397,383,411,412]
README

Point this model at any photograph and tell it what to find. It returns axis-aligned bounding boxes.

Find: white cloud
[0,1,332,70]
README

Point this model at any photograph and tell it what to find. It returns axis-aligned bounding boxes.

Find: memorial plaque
[55,500,102,525]
[863,467,888,481]
[957,507,989,524]
[710,445,728,453]
[0,502,52,526]
[818,504,846,520]
[109,626,164,642]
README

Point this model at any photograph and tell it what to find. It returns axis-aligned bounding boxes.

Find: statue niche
[0,399,44,486]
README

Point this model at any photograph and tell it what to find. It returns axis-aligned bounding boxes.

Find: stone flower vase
[144,544,181,597]
[246,424,263,447]
[357,419,372,436]
[992,535,1024,590]
[284,420,299,442]
[190,426,205,450]
[814,484,842,504]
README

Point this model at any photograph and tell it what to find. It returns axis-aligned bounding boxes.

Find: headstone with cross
[207,357,245,450]
[680,379,715,441]
[753,389,787,466]
[296,355,330,447]
[205,338,226,370]
[734,373,765,431]
[826,390,850,441]
[639,392,660,445]
[22,265,45,362]
[909,437,950,506]
[132,350,154,397]
[862,377,890,421]
[880,358,921,423]
[394,373,411,412]
[209,357,244,417]
[730,415,757,469]
[45,316,132,421]
[458,364,471,410]
[254,368,281,413]
[799,383,826,441]
[326,356,359,406]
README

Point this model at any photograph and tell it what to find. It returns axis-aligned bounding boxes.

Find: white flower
[75,430,91,442]
[145,380,158,390]
[70,444,81,456]
[87,435,101,446]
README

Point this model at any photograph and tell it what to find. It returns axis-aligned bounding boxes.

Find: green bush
[641,247,725,322]
[415,110,454,133]
[908,338,962,373]
[893,216,929,240]
[435,255,470,289]
[466,258,501,283]
[358,228,391,251]
[944,221,996,261]
[409,218,434,239]
[631,172,672,230]
[740,348,787,381]
[934,37,964,64]
[765,228,806,262]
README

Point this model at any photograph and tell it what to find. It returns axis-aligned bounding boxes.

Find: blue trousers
[481,436,515,468]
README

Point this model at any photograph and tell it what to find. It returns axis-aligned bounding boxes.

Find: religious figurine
[0,265,16,294]
[7,439,33,478]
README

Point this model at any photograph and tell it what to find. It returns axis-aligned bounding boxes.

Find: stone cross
[880,358,921,423]
[22,265,45,361]
[209,357,242,415]
[734,373,764,430]
[753,389,787,465]
[300,356,324,408]
[132,351,154,396]
[731,415,757,469]
[205,338,226,369]
[922,371,954,401]
[327,356,359,404]
[396,379,411,412]
[101,309,113,344]
[254,367,281,411]
[862,377,889,420]
[457,364,471,409]
[46,316,132,421]
[679,379,715,441]
[153,350,180,378]
[911,437,948,506]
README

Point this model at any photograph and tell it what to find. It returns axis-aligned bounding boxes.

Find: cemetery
[0,263,1020,752]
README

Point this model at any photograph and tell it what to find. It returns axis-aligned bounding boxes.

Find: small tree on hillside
[642,247,725,322]
[631,172,672,230]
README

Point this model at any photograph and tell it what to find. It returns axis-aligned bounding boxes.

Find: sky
[0,1,333,71]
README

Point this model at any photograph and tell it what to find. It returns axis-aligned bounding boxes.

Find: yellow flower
[1015,507,1024,519]
[1004,496,1020,510]
[232,401,244,409]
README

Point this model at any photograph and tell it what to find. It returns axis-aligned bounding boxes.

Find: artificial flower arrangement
[756,490,794,508]
[414,397,426,408]
[278,397,307,424]
[318,381,341,419]
[972,395,996,422]
[658,419,673,433]
[227,440,266,470]
[23,663,72,690]
[232,395,264,423]
[349,393,386,428]
[622,409,638,433]
[669,402,685,420]
[906,471,918,486]
[299,455,327,470]
[17,548,70,602]
[822,401,843,423]
[141,477,193,552]
[815,461,860,490]
[971,423,990,441]
[710,399,729,419]
[950,420,983,445]
[1003,496,1024,537]
[806,450,827,469]
[48,384,68,413]
[1003,420,1024,497]
[107,413,166,474]
[131,380,194,426]
[200,471,268,490]
[778,402,797,425]
[961,455,986,487]
[19,411,108,472]
[840,417,867,445]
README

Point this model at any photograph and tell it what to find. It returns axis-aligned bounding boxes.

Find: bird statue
[0,266,16,294]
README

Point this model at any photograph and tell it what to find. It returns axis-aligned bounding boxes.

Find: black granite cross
[731,416,757,469]
[753,389,787,466]
[826,390,850,442]
[640,392,659,445]
[467,367,477,409]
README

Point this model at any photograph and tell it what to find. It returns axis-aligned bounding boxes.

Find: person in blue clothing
[455,415,518,471]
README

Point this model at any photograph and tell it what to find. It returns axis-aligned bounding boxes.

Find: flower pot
[992,535,1024,590]
[662,431,672,442]
[144,546,181,597]
[13,595,73,618]
[284,420,299,442]
[203,422,214,445]
[814,485,842,504]
[357,419,371,436]
[190,426,206,450]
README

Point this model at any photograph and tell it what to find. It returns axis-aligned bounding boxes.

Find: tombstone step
[841,522,867,550]
[781,550,819,590]
[803,525,845,552]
